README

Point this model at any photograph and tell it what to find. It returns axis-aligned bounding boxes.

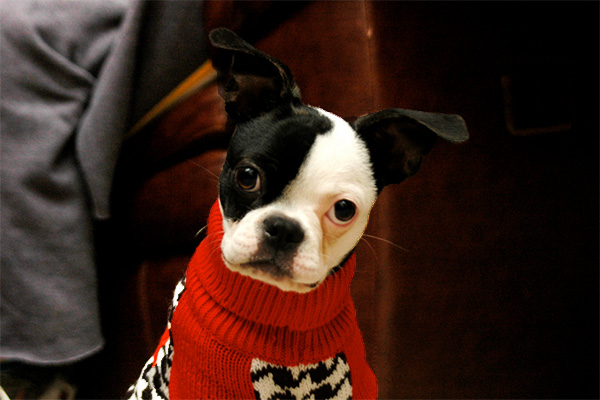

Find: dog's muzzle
[245,214,305,277]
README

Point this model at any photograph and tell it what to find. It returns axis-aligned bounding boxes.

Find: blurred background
[96,2,598,398]
[3,1,597,399]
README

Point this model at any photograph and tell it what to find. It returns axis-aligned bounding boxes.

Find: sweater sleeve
[124,274,187,399]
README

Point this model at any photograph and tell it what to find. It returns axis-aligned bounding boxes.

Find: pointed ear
[209,28,301,123]
[354,108,469,189]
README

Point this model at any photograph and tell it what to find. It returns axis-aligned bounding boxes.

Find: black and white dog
[127,28,468,400]
[213,28,468,293]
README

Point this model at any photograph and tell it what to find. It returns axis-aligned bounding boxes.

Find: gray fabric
[1,0,208,364]
[77,0,209,219]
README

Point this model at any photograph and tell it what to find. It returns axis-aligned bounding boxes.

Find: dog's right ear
[209,28,301,123]
[354,108,469,190]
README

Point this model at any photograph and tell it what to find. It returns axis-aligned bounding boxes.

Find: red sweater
[131,200,377,399]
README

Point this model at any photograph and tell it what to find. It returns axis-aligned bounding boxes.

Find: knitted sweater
[126,200,377,399]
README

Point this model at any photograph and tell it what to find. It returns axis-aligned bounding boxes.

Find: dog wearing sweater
[126,28,468,400]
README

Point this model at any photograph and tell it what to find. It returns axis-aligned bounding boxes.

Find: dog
[126,28,468,400]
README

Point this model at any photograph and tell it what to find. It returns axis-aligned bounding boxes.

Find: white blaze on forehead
[281,108,377,212]
[275,108,378,275]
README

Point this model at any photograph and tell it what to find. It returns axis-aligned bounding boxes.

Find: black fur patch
[219,106,332,222]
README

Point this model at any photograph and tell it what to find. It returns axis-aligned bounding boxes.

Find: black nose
[263,215,304,251]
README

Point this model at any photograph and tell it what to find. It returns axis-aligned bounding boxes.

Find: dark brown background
[82,2,598,398]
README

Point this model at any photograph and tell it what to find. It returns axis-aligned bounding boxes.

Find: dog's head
[210,28,468,293]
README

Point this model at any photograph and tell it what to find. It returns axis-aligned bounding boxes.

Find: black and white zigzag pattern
[126,275,353,400]
[124,337,172,400]
[251,353,352,400]
[167,273,187,330]
[125,276,186,400]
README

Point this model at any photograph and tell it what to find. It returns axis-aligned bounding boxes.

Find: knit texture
[164,200,377,399]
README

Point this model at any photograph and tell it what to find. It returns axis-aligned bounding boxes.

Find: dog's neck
[200,199,356,332]
[165,200,377,397]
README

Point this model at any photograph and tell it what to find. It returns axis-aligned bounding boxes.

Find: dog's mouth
[220,213,327,292]
[244,259,290,279]
[223,255,322,291]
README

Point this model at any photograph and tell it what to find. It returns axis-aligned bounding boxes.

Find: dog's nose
[263,215,304,250]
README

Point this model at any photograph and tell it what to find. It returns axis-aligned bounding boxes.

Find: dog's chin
[222,259,323,293]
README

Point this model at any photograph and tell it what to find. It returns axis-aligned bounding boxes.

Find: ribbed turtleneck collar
[193,200,356,332]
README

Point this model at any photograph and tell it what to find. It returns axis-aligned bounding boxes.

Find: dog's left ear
[354,108,468,190]
[209,28,301,123]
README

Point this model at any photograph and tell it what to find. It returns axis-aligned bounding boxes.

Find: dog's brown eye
[328,200,356,225]
[235,167,261,192]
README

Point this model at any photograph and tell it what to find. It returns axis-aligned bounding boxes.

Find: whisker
[207,245,223,259]
[359,236,377,256]
[361,233,409,252]
[206,231,224,247]
[186,159,220,181]
[195,225,208,238]
[358,236,382,265]
[192,228,223,258]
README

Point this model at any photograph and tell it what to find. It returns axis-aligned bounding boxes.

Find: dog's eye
[235,167,261,192]
[327,200,356,225]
